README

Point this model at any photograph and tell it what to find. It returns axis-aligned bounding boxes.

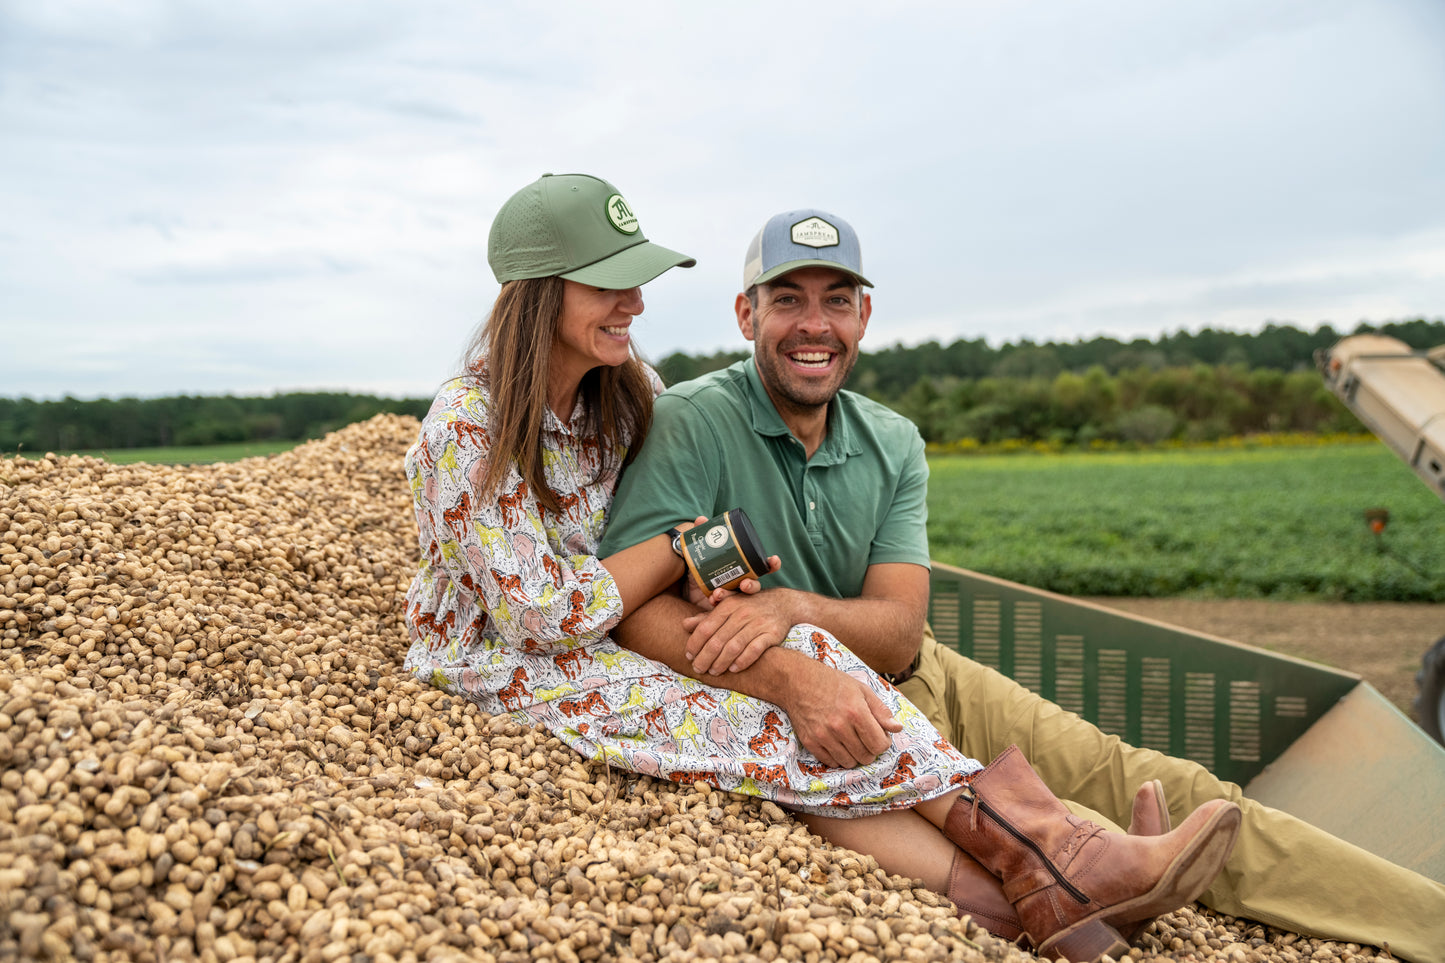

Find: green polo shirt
[600,357,930,600]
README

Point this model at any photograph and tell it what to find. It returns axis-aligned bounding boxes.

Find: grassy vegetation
[15,440,299,465]
[16,433,1443,601]
[927,441,1445,602]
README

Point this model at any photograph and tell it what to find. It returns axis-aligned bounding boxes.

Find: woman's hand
[684,554,782,610]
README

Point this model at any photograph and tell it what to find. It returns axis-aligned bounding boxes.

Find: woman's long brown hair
[461,276,655,516]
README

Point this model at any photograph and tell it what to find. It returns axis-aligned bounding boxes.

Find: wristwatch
[883,651,922,686]
[666,526,685,558]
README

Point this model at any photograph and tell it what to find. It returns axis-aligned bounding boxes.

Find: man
[599,209,1444,963]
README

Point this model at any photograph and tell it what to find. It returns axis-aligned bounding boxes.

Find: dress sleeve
[411,389,623,653]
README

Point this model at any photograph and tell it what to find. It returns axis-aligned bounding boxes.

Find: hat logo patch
[606,194,640,235]
[790,217,839,249]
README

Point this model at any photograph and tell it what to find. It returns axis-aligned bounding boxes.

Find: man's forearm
[614,592,809,706]
[615,585,906,768]
[774,589,923,676]
[678,562,930,679]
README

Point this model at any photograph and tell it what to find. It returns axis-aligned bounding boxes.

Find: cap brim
[560,240,696,288]
[750,258,873,288]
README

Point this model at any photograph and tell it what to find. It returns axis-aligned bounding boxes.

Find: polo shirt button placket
[805,475,822,543]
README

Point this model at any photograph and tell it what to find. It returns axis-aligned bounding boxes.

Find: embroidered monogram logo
[606,194,639,235]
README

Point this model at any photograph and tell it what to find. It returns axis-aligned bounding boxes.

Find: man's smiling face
[739,266,872,416]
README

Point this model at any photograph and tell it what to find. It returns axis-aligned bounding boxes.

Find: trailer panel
[928,562,1445,884]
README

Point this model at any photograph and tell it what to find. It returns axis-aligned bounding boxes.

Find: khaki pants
[898,634,1445,963]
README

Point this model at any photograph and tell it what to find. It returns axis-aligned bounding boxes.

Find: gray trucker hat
[741,209,872,289]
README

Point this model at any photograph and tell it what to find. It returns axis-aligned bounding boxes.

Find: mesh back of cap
[489,182,565,282]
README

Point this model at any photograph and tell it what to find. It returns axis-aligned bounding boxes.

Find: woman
[403,172,1240,962]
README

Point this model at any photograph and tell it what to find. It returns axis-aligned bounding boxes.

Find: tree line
[0,393,431,455]
[658,318,1445,446]
[657,318,1445,394]
[5,318,1442,454]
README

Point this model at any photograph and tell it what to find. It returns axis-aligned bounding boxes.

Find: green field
[927,442,1445,602]
[21,440,299,465]
[18,435,1444,602]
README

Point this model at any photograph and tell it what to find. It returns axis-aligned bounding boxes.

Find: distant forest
[6,318,1444,454]
[657,318,1445,446]
[0,392,431,455]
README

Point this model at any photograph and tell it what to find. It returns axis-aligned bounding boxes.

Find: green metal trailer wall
[927,562,1445,884]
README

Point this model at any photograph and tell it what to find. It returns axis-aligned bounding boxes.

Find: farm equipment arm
[1315,334,1445,502]
[1316,334,1445,743]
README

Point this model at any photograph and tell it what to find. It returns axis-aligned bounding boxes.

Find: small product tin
[679,508,769,594]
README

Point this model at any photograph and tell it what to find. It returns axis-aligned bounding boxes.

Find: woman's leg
[798,807,1025,944]
[798,806,956,892]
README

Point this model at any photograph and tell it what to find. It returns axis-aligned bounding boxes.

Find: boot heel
[1039,917,1129,963]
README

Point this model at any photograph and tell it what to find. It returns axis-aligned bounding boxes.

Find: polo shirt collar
[742,357,860,464]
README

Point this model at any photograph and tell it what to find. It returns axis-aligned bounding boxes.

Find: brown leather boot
[945,777,1174,951]
[1131,779,1170,836]
[1118,779,1170,945]
[946,849,1027,943]
[943,746,1240,962]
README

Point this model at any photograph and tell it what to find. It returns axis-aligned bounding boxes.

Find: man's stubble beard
[754,345,859,418]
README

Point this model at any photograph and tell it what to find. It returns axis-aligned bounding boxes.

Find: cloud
[2,0,1443,400]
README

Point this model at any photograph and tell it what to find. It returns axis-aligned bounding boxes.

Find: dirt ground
[1083,597,1442,719]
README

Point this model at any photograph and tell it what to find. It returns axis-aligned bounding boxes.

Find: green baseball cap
[487,173,696,288]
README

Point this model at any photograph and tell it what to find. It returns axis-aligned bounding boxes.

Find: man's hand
[613,592,899,768]
[683,585,791,675]
[784,661,902,768]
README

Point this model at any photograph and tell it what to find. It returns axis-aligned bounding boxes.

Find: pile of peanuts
[0,415,1395,963]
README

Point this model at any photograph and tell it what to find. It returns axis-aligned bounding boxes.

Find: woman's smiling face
[548,280,645,415]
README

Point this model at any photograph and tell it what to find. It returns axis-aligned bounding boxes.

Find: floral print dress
[402,362,981,816]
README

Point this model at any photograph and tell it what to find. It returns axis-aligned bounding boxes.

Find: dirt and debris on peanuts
[0,414,1395,963]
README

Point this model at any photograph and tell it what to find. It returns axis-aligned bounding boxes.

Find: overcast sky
[4,0,1444,401]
